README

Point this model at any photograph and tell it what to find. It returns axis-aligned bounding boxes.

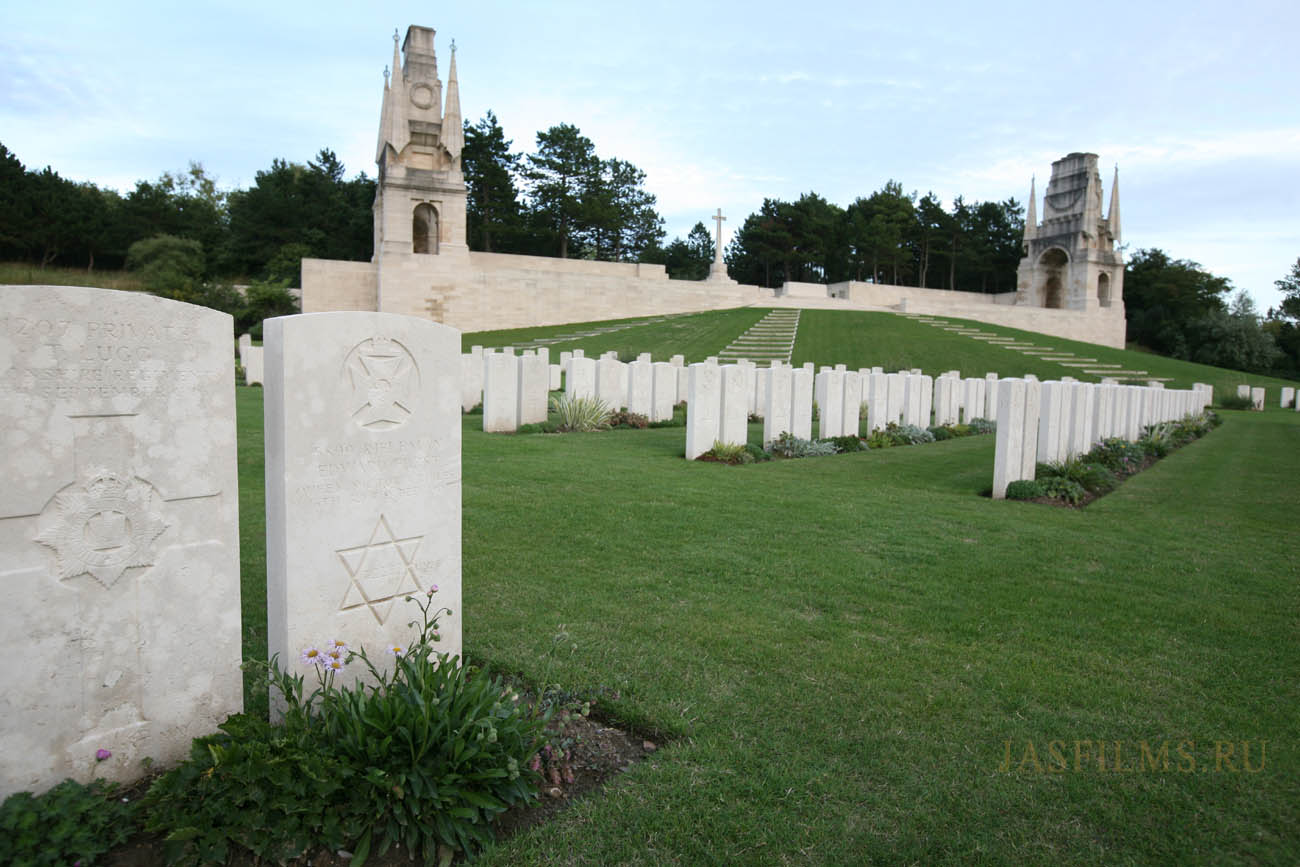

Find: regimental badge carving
[35,471,169,589]
[343,336,419,431]
[337,514,427,625]
[409,83,435,110]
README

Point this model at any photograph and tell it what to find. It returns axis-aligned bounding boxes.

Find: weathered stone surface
[992,379,1029,499]
[265,312,460,696]
[460,348,483,412]
[548,363,562,391]
[1,285,242,797]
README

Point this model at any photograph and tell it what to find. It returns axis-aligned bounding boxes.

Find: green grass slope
[235,381,1299,864]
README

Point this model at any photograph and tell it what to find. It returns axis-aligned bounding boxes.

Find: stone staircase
[717,310,801,363]
[900,313,1168,382]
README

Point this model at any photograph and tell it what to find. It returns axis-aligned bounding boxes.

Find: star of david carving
[336,515,425,625]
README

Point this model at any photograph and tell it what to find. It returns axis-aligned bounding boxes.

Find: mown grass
[793,309,1300,402]
[230,308,1299,863]
[0,261,146,291]
[234,376,1299,863]
[462,307,768,362]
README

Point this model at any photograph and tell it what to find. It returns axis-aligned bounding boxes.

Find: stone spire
[1106,165,1121,243]
[376,29,409,164]
[1023,176,1038,243]
[441,41,463,163]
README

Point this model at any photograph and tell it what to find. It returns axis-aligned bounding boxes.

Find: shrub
[865,430,894,449]
[1005,479,1045,500]
[126,234,205,296]
[145,592,544,865]
[890,423,935,445]
[744,443,772,462]
[701,441,751,464]
[823,435,866,453]
[768,432,837,458]
[928,426,953,441]
[1039,476,1086,505]
[967,417,996,435]
[1217,393,1254,410]
[0,778,140,866]
[950,423,973,437]
[607,410,649,429]
[1083,438,1146,475]
[1139,423,1177,458]
[550,394,611,432]
[517,421,559,434]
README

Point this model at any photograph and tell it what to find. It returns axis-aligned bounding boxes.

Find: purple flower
[96,749,112,761]
[427,584,439,596]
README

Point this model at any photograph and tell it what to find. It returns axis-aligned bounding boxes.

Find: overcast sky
[3,0,1297,309]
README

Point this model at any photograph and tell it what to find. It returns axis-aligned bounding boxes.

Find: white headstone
[559,350,572,368]
[460,353,483,412]
[567,357,596,400]
[1,286,242,797]
[885,373,905,427]
[670,354,685,367]
[902,374,925,427]
[483,351,520,432]
[596,358,628,410]
[1236,384,1250,399]
[992,379,1031,498]
[753,368,770,420]
[1250,387,1265,411]
[719,365,749,447]
[651,362,676,422]
[764,365,794,445]
[627,360,654,418]
[517,353,549,425]
[791,367,814,440]
[685,363,721,460]
[548,363,562,391]
[1037,381,1069,463]
[243,344,265,386]
[865,372,888,433]
[841,370,862,437]
[265,312,461,709]
[817,370,845,439]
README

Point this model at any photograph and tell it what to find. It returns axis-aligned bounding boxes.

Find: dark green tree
[1275,257,1300,320]
[524,124,600,259]
[583,158,665,261]
[644,221,714,279]
[462,111,523,253]
[1124,248,1233,356]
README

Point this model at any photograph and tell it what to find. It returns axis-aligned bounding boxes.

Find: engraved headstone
[264,312,461,696]
[764,365,793,445]
[651,362,676,422]
[791,367,814,440]
[1,286,241,797]
[517,353,549,425]
[567,357,596,400]
[482,351,519,432]
[627,360,653,418]
[719,365,750,447]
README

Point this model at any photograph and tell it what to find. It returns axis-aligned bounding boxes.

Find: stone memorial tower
[373,27,468,266]
[1015,153,1123,315]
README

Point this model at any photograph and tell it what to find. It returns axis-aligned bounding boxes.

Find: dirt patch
[105,712,652,866]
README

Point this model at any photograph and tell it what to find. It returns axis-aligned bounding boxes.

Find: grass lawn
[234,380,1299,864]
[228,308,1299,864]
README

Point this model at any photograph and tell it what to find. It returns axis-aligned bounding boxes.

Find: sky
[3,0,1297,310]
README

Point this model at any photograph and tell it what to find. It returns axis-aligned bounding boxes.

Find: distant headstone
[685,363,721,460]
[517,353,549,425]
[1236,384,1250,399]
[764,365,793,445]
[567,357,597,400]
[1280,387,1294,408]
[651,362,675,422]
[841,370,862,437]
[548,363,562,391]
[816,369,844,438]
[460,349,483,412]
[483,351,520,432]
[791,367,814,440]
[1,285,242,796]
[596,358,628,410]
[670,354,685,367]
[264,312,461,706]
[1250,387,1265,411]
[243,345,265,386]
[627,360,653,417]
[719,365,750,447]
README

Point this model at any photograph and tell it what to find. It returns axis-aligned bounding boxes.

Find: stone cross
[712,208,726,264]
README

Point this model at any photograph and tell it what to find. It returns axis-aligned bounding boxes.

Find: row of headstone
[1,286,466,799]
[238,333,264,386]
[992,379,1213,498]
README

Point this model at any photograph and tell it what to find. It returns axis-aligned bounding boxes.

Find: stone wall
[304,252,764,333]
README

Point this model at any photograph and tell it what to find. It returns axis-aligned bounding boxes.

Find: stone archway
[412,203,439,254]
[1097,272,1112,308]
[1038,247,1069,308]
